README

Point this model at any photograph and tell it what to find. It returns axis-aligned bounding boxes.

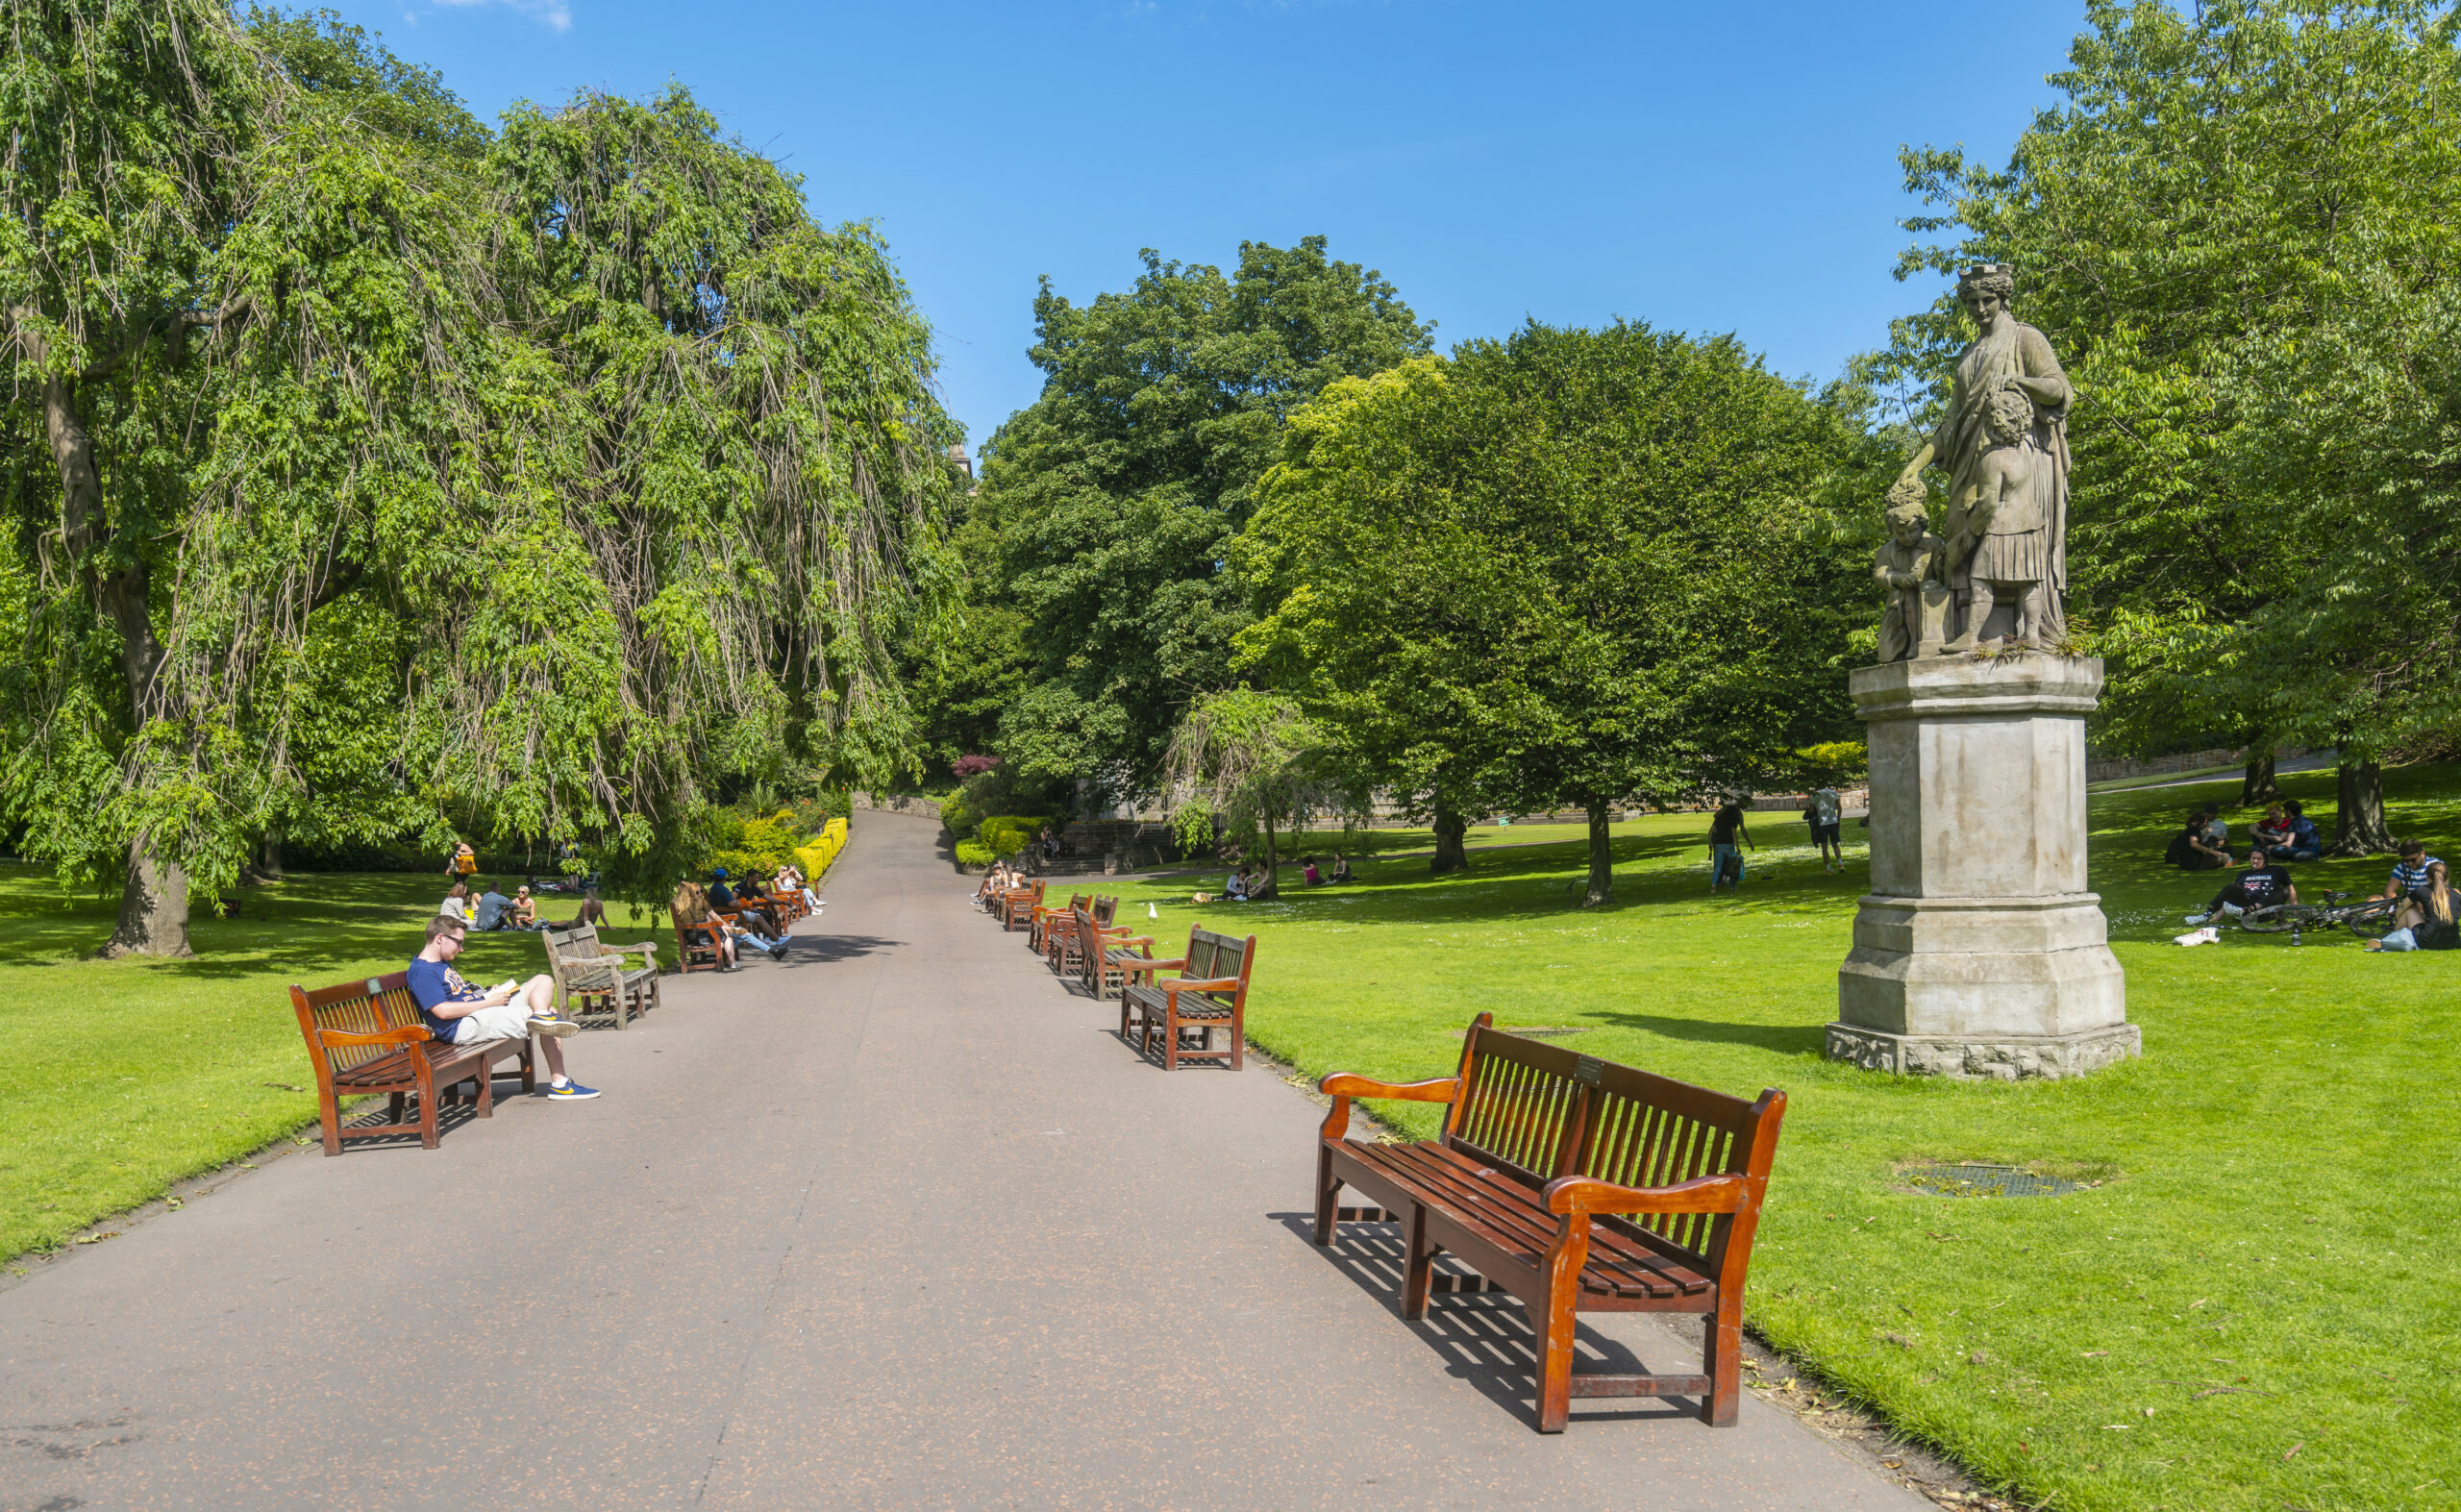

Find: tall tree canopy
[1243,323,1880,902]
[0,3,956,953]
[1885,0,2461,850]
[957,237,1431,800]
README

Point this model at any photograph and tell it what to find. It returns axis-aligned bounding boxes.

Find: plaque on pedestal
[1828,654,2137,1080]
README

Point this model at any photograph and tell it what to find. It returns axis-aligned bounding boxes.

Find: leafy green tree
[0,5,958,954]
[1161,688,1342,899]
[1245,326,1879,905]
[968,237,1431,802]
[1884,0,2461,851]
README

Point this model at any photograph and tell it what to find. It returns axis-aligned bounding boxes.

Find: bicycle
[2213,890,2402,942]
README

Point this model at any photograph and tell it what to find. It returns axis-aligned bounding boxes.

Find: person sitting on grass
[438,880,474,924]
[2166,806,2231,871]
[2252,805,2293,853]
[510,885,540,930]
[2382,838,2443,900]
[1302,857,1324,886]
[572,889,609,930]
[408,915,598,1100]
[2274,800,2322,862]
[2187,844,2297,925]
[2366,860,2457,952]
[473,880,516,930]
[1225,868,1250,902]
[1330,854,1353,883]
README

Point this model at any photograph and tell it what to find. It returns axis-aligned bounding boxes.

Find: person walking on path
[1805,785,1844,873]
[407,915,599,1100]
[1708,800,1754,891]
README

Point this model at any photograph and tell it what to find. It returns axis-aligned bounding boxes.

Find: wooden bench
[1031,890,1090,954]
[1118,926,1255,1070]
[1313,1013,1785,1432]
[1050,897,1124,976]
[288,971,536,1154]
[672,910,728,973]
[543,924,661,1029]
[998,879,1044,932]
[1079,906,1149,1000]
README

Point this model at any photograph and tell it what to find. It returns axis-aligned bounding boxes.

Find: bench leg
[1230,1004,1245,1071]
[417,1087,440,1151]
[1402,1206,1437,1321]
[1702,1295,1743,1426]
[319,1093,343,1157]
[1162,1004,1179,1071]
[387,1091,407,1127]
[1313,1153,1339,1245]
[1533,1222,1591,1433]
[475,1062,495,1119]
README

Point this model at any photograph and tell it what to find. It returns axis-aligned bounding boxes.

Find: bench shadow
[1264,1212,1701,1429]
[1587,1012,1827,1056]
[770,933,903,964]
[326,1080,519,1152]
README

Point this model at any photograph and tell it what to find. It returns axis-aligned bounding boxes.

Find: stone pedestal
[1829,654,2136,1080]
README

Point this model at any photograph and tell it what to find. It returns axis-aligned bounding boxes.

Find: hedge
[792,816,851,891]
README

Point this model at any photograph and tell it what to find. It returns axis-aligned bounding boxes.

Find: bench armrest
[1105,935,1156,951]
[598,940,659,960]
[1136,955,1187,972]
[1162,977,1240,994]
[1317,1075,1458,1142]
[316,1026,432,1048]
[1542,1173,1750,1217]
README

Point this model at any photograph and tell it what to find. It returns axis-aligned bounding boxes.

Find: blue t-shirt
[2285,817,2319,851]
[708,881,737,911]
[473,891,510,930]
[406,957,485,1042]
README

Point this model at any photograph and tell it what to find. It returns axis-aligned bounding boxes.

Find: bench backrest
[1442,1014,1782,1277]
[289,970,426,1073]
[1176,926,1255,1007]
[1092,895,1118,926]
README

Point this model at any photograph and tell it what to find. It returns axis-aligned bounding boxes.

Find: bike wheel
[2237,907,2299,933]
[2343,906,2402,940]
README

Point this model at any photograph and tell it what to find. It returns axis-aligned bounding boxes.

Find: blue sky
[325,0,2093,448]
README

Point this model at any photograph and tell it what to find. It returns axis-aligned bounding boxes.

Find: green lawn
[0,871,650,1263]
[1114,766,2461,1512]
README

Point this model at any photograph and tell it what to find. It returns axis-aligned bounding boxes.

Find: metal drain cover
[1904,1164,2077,1198]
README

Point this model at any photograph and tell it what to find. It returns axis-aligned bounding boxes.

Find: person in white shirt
[438,880,475,923]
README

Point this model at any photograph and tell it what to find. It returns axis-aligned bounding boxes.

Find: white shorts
[446,998,534,1046]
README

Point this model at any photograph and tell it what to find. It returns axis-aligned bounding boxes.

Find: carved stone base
[1823,1022,2141,1081]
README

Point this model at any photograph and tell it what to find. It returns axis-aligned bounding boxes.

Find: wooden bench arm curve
[316,1026,433,1048]
[1318,1075,1457,1142]
[1319,1074,1459,1103]
[1542,1172,1750,1217]
[1161,977,1241,995]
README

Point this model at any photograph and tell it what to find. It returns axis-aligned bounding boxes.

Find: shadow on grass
[1591,1012,1827,1056]
[1266,1212,1701,1429]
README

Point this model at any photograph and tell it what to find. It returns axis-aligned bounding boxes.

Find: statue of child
[1947,384,2048,649]
[1873,481,1945,662]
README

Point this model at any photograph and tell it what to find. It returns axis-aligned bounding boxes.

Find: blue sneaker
[547,1080,601,1101]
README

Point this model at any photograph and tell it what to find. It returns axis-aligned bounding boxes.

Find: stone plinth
[1830,654,2136,1080]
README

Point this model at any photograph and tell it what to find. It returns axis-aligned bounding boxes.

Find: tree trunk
[1430,809,1469,875]
[101,837,193,959]
[1579,800,1614,907]
[1257,814,1279,900]
[2241,748,2279,806]
[37,359,192,955]
[2330,762,2394,855]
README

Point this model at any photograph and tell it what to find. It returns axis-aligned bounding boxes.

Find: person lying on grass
[408,915,599,1100]
[2186,844,2297,925]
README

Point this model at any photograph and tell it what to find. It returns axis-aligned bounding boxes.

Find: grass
[1107,765,2461,1512]
[0,871,651,1263]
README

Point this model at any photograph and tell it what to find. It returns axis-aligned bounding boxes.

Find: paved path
[0,813,1927,1511]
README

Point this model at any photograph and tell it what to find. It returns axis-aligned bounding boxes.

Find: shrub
[940,791,980,838]
[712,807,805,878]
[953,838,995,867]
[1795,741,1869,783]
[977,815,1039,857]
[953,754,999,780]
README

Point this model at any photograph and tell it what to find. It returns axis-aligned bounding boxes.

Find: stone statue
[1893,263,2073,650]
[1873,480,1949,661]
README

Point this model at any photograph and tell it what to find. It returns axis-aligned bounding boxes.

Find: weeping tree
[1162,688,1345,901]
[0,6,958,952]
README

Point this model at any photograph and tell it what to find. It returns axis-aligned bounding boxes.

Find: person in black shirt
[2189,845,2298,924]
[1707,801,1754,891]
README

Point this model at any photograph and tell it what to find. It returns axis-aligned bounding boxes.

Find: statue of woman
[1892,263,2073,649]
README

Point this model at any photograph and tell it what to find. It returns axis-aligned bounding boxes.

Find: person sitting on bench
[702,873,791,958]
[408,915,598,1100]
[722,870,786,937]
[777,861,823,913]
